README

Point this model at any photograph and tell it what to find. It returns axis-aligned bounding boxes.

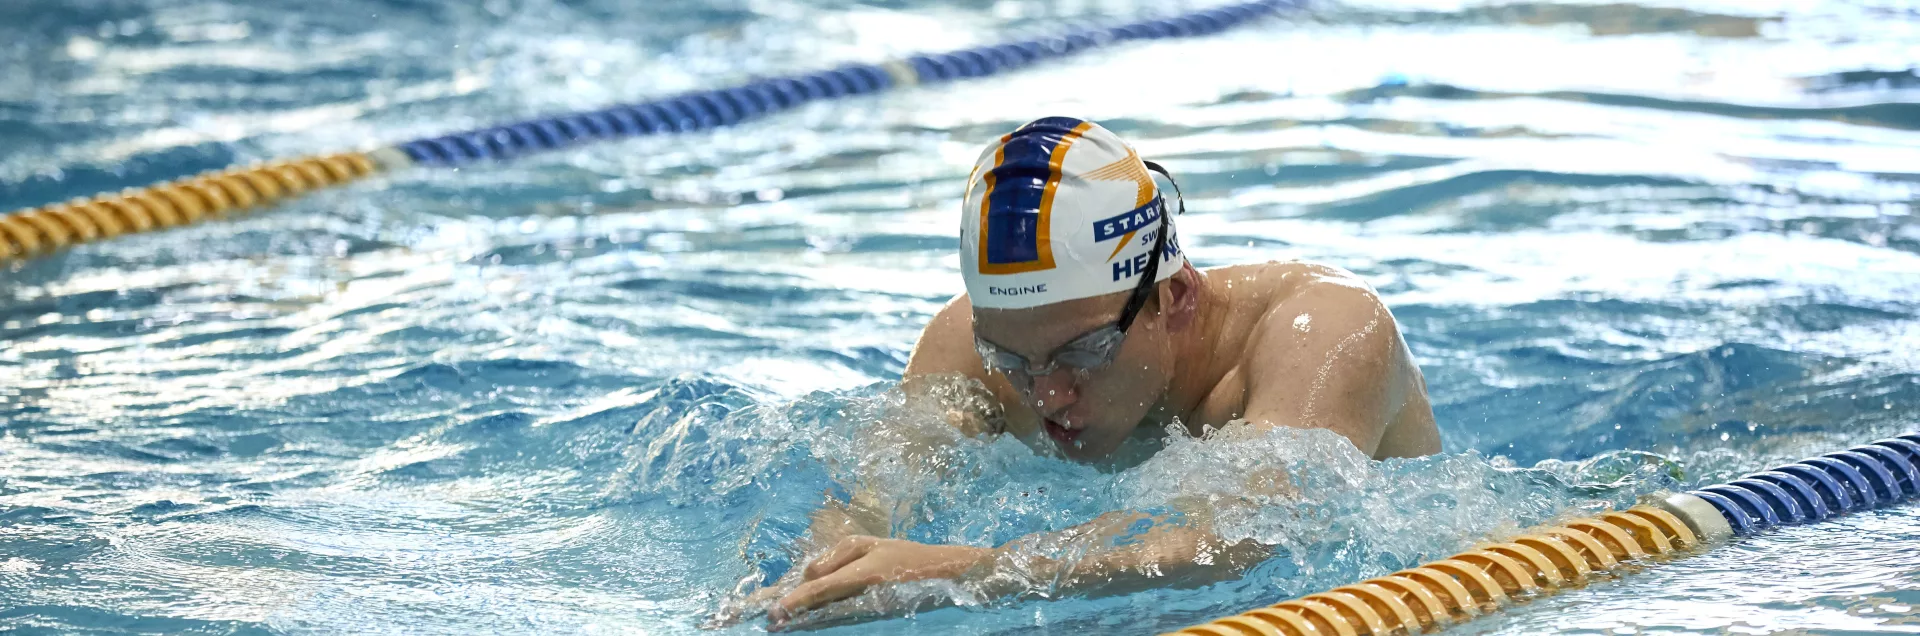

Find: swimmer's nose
[1027,369,1079,414]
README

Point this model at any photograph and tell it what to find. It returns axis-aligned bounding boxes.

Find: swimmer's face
[973,289,1172,461]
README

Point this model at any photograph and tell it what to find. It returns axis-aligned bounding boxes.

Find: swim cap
[960,117,1186,310]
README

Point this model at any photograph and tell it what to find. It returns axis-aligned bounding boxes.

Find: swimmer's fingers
[706,578,790,628]
[770,564,879,629]
[803,535,877,581]
[741,583,788,609]
[770,585,952,632]
[702,598,756,628]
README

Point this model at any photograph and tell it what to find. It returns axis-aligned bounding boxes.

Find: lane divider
[1169,433,1920,636]
[0,152,384,262]
[394,0,1295,166]
[0,0,1303,263]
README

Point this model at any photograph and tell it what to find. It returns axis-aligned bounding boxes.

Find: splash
[608,375,1684,630]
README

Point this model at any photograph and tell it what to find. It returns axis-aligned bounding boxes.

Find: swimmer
[749,117,1440,629]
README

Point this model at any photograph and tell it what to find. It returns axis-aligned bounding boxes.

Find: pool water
[3,0,1918,633]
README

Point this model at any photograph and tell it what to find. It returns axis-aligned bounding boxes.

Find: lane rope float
[0,0,1303,263]
[1168,433,1920,635]
[0,153,384,263]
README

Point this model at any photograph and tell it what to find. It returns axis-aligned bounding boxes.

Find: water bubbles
[6,0,1919,632]
[64,36,101,61]
[618,375,1643,622]
[1534,449,1685,493]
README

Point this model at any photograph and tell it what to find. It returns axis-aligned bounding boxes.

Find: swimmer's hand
[722,509,1270,630]
[765,536,993,631]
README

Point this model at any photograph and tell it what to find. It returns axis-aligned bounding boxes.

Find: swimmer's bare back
[907,260,1441,460]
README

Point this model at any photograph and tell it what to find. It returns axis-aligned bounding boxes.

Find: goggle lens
[974,325,1126,394]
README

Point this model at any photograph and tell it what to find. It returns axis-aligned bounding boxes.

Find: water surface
[2,0,1918,633]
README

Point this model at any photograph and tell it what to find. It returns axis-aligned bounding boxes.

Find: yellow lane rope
[1167,502,1707,636]
[0,152,380,263]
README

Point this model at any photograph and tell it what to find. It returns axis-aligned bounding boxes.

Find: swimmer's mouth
[1044,417,1081,446]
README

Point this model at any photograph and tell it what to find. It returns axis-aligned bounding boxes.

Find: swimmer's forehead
[973,291,1127,353]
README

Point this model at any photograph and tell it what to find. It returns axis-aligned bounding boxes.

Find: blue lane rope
[393,0,1302,167]
[1,0,1305,262]
[1688,434,1920,536]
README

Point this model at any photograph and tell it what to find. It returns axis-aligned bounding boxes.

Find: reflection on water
[1,0,1918,633]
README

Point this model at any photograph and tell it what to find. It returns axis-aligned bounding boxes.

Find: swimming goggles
[974,160,1184,394]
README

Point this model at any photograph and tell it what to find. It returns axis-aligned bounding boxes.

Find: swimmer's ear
[1160,262,1202,332]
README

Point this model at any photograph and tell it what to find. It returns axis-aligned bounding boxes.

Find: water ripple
[3,0,1919,633]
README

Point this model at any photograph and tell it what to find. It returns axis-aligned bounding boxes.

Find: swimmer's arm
[766,508,1267,628]
[800,295,1005,544]
[902,293,1009,437]
[982,508,1270,595]
[728,296,1006,626]
[1239,278,1411,458]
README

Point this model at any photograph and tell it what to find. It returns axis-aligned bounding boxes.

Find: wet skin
[930,259,1439,462]
[754,260,1440,629]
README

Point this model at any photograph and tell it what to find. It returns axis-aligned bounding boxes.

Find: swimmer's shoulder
[1202,259,1377,311]
[1212,259,1397,374]
[1212,261,1436,458]
[906,294,979,377]
[905,295,1028,437]
[905,293,1023,399]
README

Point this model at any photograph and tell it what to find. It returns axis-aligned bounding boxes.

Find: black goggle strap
[1117,161,1184,333]
[1142,160,1185,217]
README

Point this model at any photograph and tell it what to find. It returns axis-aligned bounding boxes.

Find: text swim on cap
[960,117,1186,310]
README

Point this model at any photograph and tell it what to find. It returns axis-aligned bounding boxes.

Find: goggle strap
[1118,161,1183,333]
[1142,160,1186,217]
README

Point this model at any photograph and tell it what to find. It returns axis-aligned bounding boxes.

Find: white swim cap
[959,117,1186,310]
